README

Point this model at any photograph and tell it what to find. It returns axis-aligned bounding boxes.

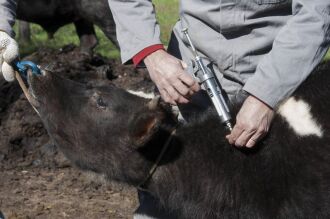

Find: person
[0,1,18,82]
[0,0,329,218]
[108,0,330,148]
[107,0,330,218]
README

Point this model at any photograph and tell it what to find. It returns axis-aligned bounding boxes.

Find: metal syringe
[182,28,233,131]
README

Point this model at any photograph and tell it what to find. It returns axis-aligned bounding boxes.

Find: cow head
[28,71,177,184]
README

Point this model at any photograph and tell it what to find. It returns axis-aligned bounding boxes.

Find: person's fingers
[179,73,200,92]
[180,60,188,69]
[2,61,15,81]
[165,85,189,104]
[174,71,200,98]
[3,38,18,63]
[246,138,257,148]
[234,129,256,147]
[226,124,245,145]
[172,80,190,96]
[152,72,189,104]
[0,55,3,73]
[178,96,189,104]
[0,35,10,49]
[0,32,19,82]
[144,51,200,105]
[159,88,176,105]
[246,128,268,148]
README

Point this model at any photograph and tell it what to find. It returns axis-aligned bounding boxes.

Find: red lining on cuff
[132,44,164,67]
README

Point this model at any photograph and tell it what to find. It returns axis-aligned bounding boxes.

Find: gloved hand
[0,31,19,82]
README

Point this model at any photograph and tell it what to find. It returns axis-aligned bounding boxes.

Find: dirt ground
[0,46,155,219]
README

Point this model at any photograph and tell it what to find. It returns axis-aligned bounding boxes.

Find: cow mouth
[26,69,48,108]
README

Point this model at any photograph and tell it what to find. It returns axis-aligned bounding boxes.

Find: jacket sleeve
[0,0,17,37]
[243,0,330,108]
[108,0,162,64]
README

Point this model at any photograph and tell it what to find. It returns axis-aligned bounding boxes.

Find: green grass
[154,0,179,45]
[15,24,119,59]
[15,0,179,59]
[16,23,77,56]
[325,50,330,61]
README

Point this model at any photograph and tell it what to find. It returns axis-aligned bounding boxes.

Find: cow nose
[40,69,48,76]
[27,68,48,79]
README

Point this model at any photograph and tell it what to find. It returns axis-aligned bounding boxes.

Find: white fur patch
[133,214,157,219]
[278,97,323,137]
[128,90,155,99]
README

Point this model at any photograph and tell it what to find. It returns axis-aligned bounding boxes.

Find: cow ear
[129,112,161,147]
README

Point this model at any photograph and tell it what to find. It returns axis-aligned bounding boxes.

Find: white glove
[0,31,19,82]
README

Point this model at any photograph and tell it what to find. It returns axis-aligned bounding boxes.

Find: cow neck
[137,127,177,191]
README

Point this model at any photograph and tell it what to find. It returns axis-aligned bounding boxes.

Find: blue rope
[13,60,42,78]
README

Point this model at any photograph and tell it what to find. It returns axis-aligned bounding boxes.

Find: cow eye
[96,97,107,109]
[91,92,108,109]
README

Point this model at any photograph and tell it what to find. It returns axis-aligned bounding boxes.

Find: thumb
[2,61,15,82]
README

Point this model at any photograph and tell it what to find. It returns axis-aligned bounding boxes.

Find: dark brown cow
[26,62,330,218]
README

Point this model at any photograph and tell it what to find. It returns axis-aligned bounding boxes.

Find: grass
[15,24,120,59]
[154,0,179,45]
[325,51,330,61]
[15,1,329,61]
[15,0,179,59]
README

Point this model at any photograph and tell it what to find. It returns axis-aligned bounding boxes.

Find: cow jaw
[27,69,47,108]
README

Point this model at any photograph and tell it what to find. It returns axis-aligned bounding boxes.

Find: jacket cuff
[243,78,280,109]
[132,44,164,67]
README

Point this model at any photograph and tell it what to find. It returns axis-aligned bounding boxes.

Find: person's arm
[0,0,18,82]
[0,0,17,37]
[108,0,200,104]
[108,0,163,64]
[243,0,330,108]
[228,0,330,148]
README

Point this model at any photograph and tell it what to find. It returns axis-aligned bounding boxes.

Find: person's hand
[0,31,19,82]
[226,95,275,148]
[144,50,200,105]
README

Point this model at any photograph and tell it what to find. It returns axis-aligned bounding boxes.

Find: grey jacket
[0,0,16,37]
[108,0,330,107]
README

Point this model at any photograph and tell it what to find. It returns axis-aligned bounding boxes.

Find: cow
[16,0,118,53]
[26,61,330,218]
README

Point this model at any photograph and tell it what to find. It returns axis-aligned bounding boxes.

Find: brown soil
[0,45,155,219]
